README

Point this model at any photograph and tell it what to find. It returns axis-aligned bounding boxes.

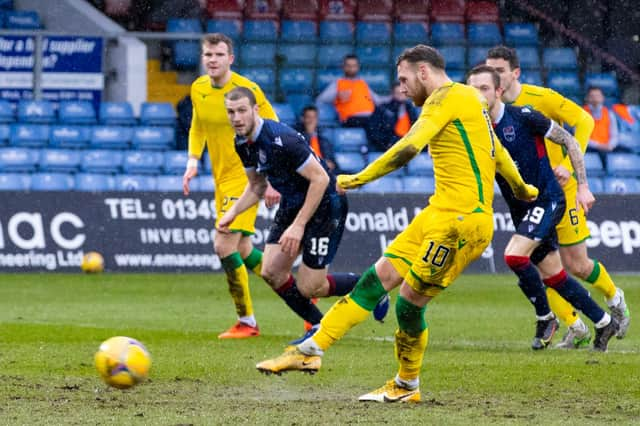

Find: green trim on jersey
[384,253,413,266]
[453,119,484,204]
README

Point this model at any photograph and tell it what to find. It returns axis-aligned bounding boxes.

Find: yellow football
[81,251,104,273]
[94,336,151,389]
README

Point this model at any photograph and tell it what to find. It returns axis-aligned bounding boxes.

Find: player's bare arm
[182,155,199,196]
[279,156,330,256]
[217,169,266,232]
[547,122,595,213]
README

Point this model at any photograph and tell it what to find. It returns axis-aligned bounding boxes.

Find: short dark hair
[343,54,359,64]
[202,33,234,55]
[225,87,256,106]
[487,45,520,70]
[302,105,318,115]
[467,65,501,89]
[396,44,446,70]
[586,86,604,96]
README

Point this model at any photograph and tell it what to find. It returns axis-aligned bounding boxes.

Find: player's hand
[264,183,281,208]
[576,183,595,215]
[335,181,346,195]
[279,223,304,257]
[514,183,539,202]
[337,174,361,190]
[553,165,571,187]
[183,167,198,196]
[217,212,235,234]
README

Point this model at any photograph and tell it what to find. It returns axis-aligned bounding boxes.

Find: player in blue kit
[218,87,388,342]
[467,65,619,351]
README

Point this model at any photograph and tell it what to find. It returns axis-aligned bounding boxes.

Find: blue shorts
[267,193,348,269]
[511,195,566,263]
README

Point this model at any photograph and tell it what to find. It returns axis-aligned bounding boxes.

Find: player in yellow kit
[182,33,281,339]
[256,45,538,402]
[486,46,630,347]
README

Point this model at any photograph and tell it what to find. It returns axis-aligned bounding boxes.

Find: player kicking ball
[218,87,388,345]
[256,45,538,402]
[467,65,619,351]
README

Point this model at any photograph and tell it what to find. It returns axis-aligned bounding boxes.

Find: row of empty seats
[0,9,41,29]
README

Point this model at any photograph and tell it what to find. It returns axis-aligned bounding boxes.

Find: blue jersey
[235,119,338,211]
[493,104,564,212]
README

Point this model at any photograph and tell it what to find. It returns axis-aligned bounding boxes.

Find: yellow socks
[585,259,616,300]
[396,328,429,382]
[547,287,578,327]
[242,247,263,276]
[312,295,370,351]
[221,252,253,318]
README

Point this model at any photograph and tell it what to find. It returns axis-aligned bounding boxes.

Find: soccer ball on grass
[94,336,151,389]
[81,251,104,273]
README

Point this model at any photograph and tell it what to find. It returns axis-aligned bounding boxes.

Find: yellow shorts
[214,179,258,235]
[556,184,590,246]
[384,206,493,297]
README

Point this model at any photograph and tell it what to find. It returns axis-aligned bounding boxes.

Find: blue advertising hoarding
[0,35,103,110]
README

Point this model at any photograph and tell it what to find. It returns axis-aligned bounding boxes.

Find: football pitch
[2,273,639,425]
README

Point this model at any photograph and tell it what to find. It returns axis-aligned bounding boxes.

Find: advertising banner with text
[0,192,638,273]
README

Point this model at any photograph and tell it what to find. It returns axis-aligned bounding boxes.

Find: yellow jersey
[346,83,500,214]
[511,84,595,184]
[189,72,277,186]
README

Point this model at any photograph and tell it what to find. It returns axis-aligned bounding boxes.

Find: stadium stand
[30,172,75,191]
[58,101,97,125]
[81,150,123,174]
[243,19,278,42]
[39,149,82,173]
[0,100,14,123]
[335,152,365,174]
[17,100,55,124]
[99,102,137,125]
[359,176,403,193]
[115,174,157,191]
[75,173,115,192]
[0,147,38,172]
[0,172,30,190]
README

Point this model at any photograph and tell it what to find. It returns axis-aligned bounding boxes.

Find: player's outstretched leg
[555,317,591,349]
[359,294,425,403]
[583,259,630,339]
[218,252,260,339]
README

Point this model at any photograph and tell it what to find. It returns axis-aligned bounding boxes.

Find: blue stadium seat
[272,103,296,125]
[286,93,313,116]
[75,173,115,192]
[39,149,81,173]
[238,68,276,95]
[0,173,30,191]
[317,103,339,127]
[402,176,435,194]
[468,47,488,67]
[239,43,277,66]
[166,19,202,70]
[317,45,353,68]
[333,128,368,152]
[359,176,403,193]
[543,48,578,71]
[438,46,466,69]
[335,152,366,173]
[0,124,9,145]
[206,19,242,41]
[122,151,164,175]
[203,155,212,173]
[355,46,391,67]
[154,175,183,192]
[0,100,14,123]
[132,126,175,150]
[10,124,49,147]
[393,22,428,44]
[140,103,176,126]
[166,18,201,33]
[17,100,55,124]
[585,73,619,97]
[0,0,13,10]
[516,47,540,69]
[114,174,157,191]
[367,152,404,177]
[447,70,465,83]
[584,152,606,177]
[607,153,640,177]
[316,68,343,92]
[58,101,96,124]
[319,21,353,43]
[467,23,501,46]
[30,172,74,191]
[431,23,465,46]
[588,177,604,194]
[520,71,543,87]
[0,147,38,172]
[278,43,316,67]
[504,23,539,46]
[81,149,123,174]
[90,126,132,149]
[164,150,189,174]
[547,72,581,96]
[356,22,391,44]
[279,68,314,94]
[280,20,317,43]
[406,153,434,176]
[604,177,640,194]
[4,10,41,29]
[99,102,136,125]
[49,125,90,149]
[193,175,215,192]
[243,20,278,41]
[360,70,391,93]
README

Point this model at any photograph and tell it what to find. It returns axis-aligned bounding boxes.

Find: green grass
[1,273,639,425]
